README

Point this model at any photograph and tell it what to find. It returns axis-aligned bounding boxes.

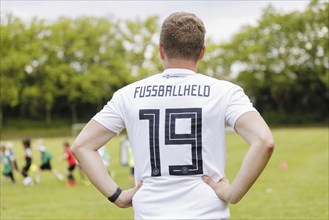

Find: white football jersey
[93,68,257,219]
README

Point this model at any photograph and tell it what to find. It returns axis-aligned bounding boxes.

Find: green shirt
[1,152,13,174]
[41,150,52,164]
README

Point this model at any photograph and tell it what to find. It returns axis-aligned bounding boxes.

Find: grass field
[1,127,328,219]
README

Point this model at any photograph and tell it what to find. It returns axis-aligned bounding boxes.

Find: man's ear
[159,43,166,60]
[198,46,206,60]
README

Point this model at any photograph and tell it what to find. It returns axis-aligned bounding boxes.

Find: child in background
[63,141,77,186]
[21,137,34,186]
[35,139,63,183]
[0,142,16,183]
[5,141,19,171]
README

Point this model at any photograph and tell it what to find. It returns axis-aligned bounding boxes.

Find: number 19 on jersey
[140,108,203,177]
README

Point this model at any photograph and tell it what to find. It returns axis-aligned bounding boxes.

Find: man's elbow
[71,142,82,158]
[263,135,275,153]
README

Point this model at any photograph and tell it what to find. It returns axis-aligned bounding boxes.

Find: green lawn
[1,127,328,219]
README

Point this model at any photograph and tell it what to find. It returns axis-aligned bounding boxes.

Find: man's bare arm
[71,119,141,208]
[203,111,275,204]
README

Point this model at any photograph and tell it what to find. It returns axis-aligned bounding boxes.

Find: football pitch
[1,127,328,219]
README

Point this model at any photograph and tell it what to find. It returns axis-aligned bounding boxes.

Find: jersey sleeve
[92,91,125,135]
[225,85,258,128]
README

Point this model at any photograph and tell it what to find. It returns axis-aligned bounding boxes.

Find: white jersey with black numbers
[93,68,257,219]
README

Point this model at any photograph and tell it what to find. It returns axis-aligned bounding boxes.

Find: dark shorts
[3,170,12,177]
[68,164,76,172]
[22,158,32,177]
[3,171,15,182]
[40,162,52,170]
[130,167,134,175]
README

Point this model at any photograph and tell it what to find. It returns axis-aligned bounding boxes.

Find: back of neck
[164,59,198,72]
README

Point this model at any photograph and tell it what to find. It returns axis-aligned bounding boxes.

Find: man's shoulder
[196,74,240,88]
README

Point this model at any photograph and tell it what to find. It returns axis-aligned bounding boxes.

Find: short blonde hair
[160,12,206,61]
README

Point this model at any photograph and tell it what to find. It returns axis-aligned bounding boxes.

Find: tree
[44,16,132,122]
[120,16,162,79]
[215,0,328,123]
[1,14,161,124]
[0,15,42,123]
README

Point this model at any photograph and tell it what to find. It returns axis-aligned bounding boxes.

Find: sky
[1,0,311,42]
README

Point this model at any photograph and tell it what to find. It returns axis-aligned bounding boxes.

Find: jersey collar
[162,68,196,76]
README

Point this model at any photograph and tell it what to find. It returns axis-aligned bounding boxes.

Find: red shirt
[65,147,76,166]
